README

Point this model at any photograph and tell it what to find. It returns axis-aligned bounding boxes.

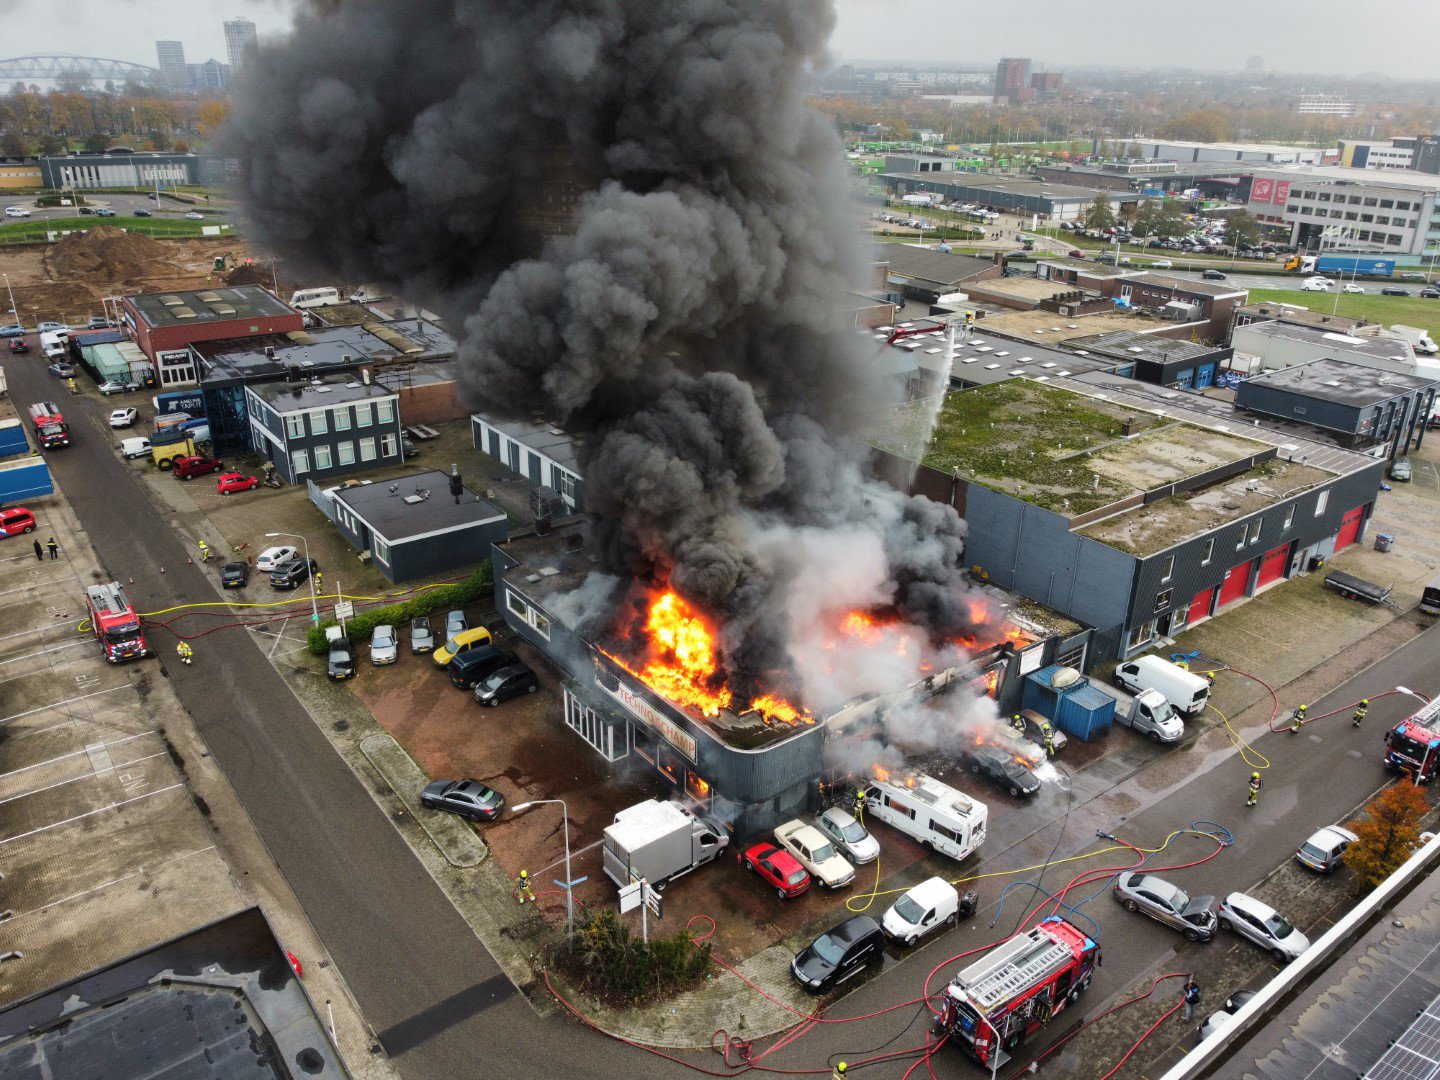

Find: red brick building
[121,286,302,388]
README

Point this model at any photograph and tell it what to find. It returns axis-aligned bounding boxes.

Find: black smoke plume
[227,0,975,706]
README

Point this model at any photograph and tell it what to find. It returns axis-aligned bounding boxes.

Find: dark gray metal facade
[1236,375,1437,453]
[247,387,406,484]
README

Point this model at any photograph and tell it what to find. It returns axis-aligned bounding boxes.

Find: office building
[1296,94,1357,117]
[155,41,187,89]
[994,57,1031,103]
[224,17,259,78]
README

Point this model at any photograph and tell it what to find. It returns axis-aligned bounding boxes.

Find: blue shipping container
[1315,256,1395,277]
[0,456,54,503]
[1022,665,1117,742]
[0,418,30,458]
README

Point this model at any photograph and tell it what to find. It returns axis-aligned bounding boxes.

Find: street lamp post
[512,799,574,937]
[2,273,18,329]
[266,530,319,625]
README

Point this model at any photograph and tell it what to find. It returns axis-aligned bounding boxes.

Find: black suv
[474,663,539,706]
[326,633,355,680]
[791,916,884,992]
[448,645,518,690]
[270,556,319,589]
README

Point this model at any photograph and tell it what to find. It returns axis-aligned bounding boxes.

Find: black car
[966,744,1042,798]
[1381,287,1411,297]
[448,645,519,690]
[219,561,249,589]
[326,633,355,680]
[270,556,319,589]
[420,778,505,822]
[134,209,152,218]
[1201,269,1227,281]
[1421,288,1440,299]
[10,339,30,355]
[474,663,539,706]
[791,915,884,992]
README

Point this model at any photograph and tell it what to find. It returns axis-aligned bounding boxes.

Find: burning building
[493,521,1088,834]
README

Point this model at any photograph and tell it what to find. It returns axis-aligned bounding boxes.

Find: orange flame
[750,693,815,726]
[840,610,886,642]
[873,764,892,782]
[983,670,999,698]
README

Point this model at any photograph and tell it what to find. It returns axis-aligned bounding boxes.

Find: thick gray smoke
[227,0,977,706]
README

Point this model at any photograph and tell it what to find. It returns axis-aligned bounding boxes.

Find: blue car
[0,324,24,338]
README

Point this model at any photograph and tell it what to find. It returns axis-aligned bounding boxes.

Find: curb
[358,733,487,868]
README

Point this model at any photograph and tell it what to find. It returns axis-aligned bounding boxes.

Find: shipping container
[1315,256,1395,277]
[0,456,55,503]
[1021,665,1116,742]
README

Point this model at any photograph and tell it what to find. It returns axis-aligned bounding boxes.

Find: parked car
[47,361,76,377]
[474,663,539,706]
[774,819,855,889]
[445,609,468,636]
[325,631,355,680]
[9,338,29,354]
[108,407,138,428]
[86,316,115,328]
[0,507,36,537]
[216,471,260,495]
[78,206,95,215]
[1217,892,1310,962]
[965,744,1042,798]
[94,208,115,217]
[370,624,399,665]
[219,561,249,589]
[133,209,152,217]
[1200,269,1227,281]
[1295,824,1358,874]
[882,877,962,946]
[433,625,493,666]
[791,916,884,992]
[1343,283,1366,294]
[1381,287,1411,297]
[5,206,31,218]
[1390,458,1413,482]
[270,556,319,590]
[420,778,505,822]
[739,840,811,899]
[119,437,151,460]
[184,211,205,220]
[1150,259,1173,269]
[256,545,298,572]
[0,323,24,337]
[448,645,518,689]
[410,615,435,653]
[37,322,67,334]
[171,455,224,479]
[1421,287,1440,299]
[1196,989,1257,1044]
[97,380,138,396]
[814,807,880,865]
[1113,872,1217,941]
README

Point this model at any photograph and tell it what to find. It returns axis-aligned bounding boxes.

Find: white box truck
[601,800,728,891]
[1391,325,1438,355]
[862,773,987,862]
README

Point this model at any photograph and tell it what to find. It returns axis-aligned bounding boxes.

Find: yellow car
[432,625,493,666]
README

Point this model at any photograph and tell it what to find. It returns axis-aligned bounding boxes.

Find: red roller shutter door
[1334,506,1365,551]
[1217,560,1254,608]
[1187,586,1216,625]
[1256,544,1289,590]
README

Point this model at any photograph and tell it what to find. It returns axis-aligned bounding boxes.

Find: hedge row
[305,562,494,655]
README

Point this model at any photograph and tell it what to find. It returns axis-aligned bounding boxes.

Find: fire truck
[84,582,148,663]
[1384,696,1440,783]
[27,401,70,449]
[933,915,1100,1068]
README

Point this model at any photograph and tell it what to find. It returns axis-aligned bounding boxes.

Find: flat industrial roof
[127,285,295,328]
[1249,162,1440,192]
[196,317,456,383]
[1235,302,1372,332]
[974,308,1179,345]
[248,373,398,412]
[882,171,1108,203]
[1035,257,1141,279]
[333,469,505,541]
[474,412,584,474]
[874,244,995,286]
[968,277,1079,303]
[1124,273,1248,298]
[1239,358,1436,405]
[1064,330,1224,365]
[1233,318,1417,360]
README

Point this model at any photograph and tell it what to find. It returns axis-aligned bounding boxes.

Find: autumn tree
[1343,783,1429,891]
[1083,193,1115,232]
[196,100,232,140]
[1224,209,1261,250]
[1160,109,1230,142]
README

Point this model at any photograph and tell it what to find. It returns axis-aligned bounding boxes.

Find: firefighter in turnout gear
[516,869,536,905]
[176,641,193,665]
[1353,699,1369,728]
[1289,704,1307,733]
[1043,723,1056,758]
[851,787,867,823]
[832,1064,847,1079]
[1247,772,1262,807]
[1012,713,1025,734]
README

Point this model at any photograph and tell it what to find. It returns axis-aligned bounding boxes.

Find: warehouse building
[490,520,1086,835]
[471,413,583,513]
[878,171,1135,222]
[867,377,1385,661]
[1064,330,1234,390]
[1229,319,1440,382]
[38,151,226,190]
[873,245,1001,305]
[1234,359,1436,454]
[121,286,303,387]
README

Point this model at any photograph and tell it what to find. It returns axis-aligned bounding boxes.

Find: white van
[862,773,987,863]
[882,876,960,946]
[288,287,341,310]
[5,206,30,218]
[40,331,68,360]
[1113,654,1210,717]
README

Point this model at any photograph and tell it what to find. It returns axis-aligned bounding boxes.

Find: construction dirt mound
[44,226,180,282]
[224,262,274,287]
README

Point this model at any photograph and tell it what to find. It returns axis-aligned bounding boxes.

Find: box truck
[1391,325,1439,355]
[601,800,728,890]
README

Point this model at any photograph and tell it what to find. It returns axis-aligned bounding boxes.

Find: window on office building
[1200,538,1214,565]
[355,402,373,426]
[291,450,309,475]
[337,442,356,466]
[1283,505,1295,529]
[333,408,352,431]
[313,445,332,470]
[381,434,397,458]
[376,399,394,422]
[286,414,305,438]
[360,437,376,462]
[1161,554,1174,582]
[309,409,328,435]
[1315,490,1329,516]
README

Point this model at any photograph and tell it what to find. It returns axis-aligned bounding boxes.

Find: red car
[1067,250,1085,259]
[739,841,811,899]
[171,455,224,480]
[216,471,260,495]
[0,507,36,537]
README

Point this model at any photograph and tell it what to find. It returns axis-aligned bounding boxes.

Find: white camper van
[862,773,987,862]
[288,287,342,310]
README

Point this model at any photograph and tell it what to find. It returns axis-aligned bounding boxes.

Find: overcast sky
[2,0,1437,83]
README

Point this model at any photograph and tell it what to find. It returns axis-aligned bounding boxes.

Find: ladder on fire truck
[959,930,1074,1012]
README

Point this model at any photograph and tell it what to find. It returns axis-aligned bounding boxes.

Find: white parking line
[0,750,169,807]
[0,578,79,599]
[0,683,130,725]
[0,783,184,846]
[0,730,154,781]
[4,845,218,922]
[0,638,90,668]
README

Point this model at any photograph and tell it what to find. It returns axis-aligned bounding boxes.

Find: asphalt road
[1,191,228,222]
[9,349,1440,1078]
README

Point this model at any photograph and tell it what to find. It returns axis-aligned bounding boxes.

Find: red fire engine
[27,401,70,449]
[1385,697,1440,783]
[84,582,148,663]
[934,915,1100,1068]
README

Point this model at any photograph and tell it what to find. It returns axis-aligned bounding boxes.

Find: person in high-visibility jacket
[176,641,194,665]
[851,788,866,823]
[1043,724,1056,758]
[1011,713,1025,734]
[832,1064,848,1080]
[1353,699,1369,728]
[516,869,535,905]
[1289,704,1307,733]
[1246,772,1262,807]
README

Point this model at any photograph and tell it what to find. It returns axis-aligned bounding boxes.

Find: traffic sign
[618,880,641,914]
[333,601,354,619]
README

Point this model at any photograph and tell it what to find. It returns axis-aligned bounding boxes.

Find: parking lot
[0,498,247,1004]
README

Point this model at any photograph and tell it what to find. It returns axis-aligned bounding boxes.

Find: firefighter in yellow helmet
[1352,699,1368,728]
[1246,772,1262,807]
